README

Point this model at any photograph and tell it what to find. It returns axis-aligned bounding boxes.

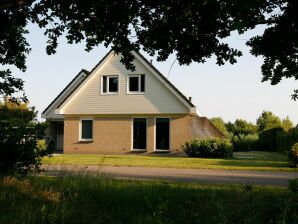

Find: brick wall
[63,114,222,154]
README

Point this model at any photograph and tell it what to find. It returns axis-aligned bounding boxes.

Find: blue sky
[8,23,298,124]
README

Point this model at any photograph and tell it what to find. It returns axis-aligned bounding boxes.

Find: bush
[258,127,284,151]
[0,121,53,176]
[182,138,233,158]
[233,134,259,151]
[288,178,298,193]
[288,143,298,168]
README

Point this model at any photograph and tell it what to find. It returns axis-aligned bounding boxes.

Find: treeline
[210,111,298,152]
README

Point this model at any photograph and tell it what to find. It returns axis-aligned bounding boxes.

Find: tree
[210,117,228,136]
[0,98,52,175]
[281,116,294,132]
[226,119,257,140]
[256,111,282,132]
[0,0,297,99]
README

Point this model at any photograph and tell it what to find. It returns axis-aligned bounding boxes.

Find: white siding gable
[58,52,191,115]
[42,70,88,119]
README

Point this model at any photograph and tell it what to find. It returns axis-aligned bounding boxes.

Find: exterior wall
[64,116,131,154]
[60,54,189,115]
[190,116,224,139]
[63,114,192,154]
[42,71,87,119]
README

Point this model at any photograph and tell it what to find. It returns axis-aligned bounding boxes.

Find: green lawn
[42,151,298,172]
[1,175,297,224]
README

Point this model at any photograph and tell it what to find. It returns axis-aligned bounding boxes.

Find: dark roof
[134,51,194,107]
[41,69,89,115]
[44,49,194,113]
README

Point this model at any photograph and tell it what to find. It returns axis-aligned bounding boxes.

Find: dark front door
[133,118,147,150]
[155,118,170,150]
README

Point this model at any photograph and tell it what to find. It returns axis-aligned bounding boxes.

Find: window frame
[101,75,119,95]
[79,118,94,141]
[127,74,145,94]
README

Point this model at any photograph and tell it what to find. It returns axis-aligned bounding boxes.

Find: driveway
[41,165,298,186]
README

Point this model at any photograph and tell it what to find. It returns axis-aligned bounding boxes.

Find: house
[42,50,223,154]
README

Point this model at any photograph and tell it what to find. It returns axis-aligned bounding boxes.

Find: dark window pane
[156,118,169,150]
[129,76,139,91]
[81,120,93,139]
[141,75,145,92]
[133,118,146,149]
[102,76,107,93]
[109,77,118,92]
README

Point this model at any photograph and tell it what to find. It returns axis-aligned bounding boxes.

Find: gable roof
[41,69,89,116]
[43,50,197,117]
[134,51,194,107]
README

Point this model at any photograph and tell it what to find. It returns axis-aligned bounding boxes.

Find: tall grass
[0,174,297,224]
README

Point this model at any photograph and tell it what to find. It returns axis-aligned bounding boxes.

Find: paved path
[41,165,298,186]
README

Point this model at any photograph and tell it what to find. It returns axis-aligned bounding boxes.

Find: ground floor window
[80,119,93,141]
[155,118,170,150]
[133,118,147,150]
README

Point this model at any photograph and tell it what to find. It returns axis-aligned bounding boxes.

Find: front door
[56,123,64,151]
[133,118,147,150]
[155,118,170,150]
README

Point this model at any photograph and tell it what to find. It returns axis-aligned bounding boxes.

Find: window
[102,75,118,94]
[128,74,145,93]
[80,119,93,141]
[155,118,170,150]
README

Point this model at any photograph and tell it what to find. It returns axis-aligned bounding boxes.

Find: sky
[8,23,298,124]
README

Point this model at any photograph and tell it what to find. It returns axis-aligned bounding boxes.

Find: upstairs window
[102,75,118,94]
[128,74,145,93]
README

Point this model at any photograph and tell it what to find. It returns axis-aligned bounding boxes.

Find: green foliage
[258,127,284,152]
[233,134,259,152]
[258,126,298,152]
[210,117,228,136]
[288,143,298,168]
[282,116,293,132]
[227,119,257,138]
[1,1,298,99]
[288,178,298,193]
[257,111,282,132]
[1,176,297,224]
[0,100,52,176]
[182,138,233,158]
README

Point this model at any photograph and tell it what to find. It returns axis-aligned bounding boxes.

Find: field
[42,151,298,172]
[1,175,297,224]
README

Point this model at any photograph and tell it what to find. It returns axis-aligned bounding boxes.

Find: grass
[42,151,298,172]
[0,175,297,224]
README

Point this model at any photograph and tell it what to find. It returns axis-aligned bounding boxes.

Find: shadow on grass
[0,175,297,224]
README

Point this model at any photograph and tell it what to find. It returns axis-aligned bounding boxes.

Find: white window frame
[127,74,145,94]
[101,75,119,95]
[79,118,94,141]
[154,117,170,152]
[131,117,147,152]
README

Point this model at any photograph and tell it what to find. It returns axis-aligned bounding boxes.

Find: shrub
[0,121,53,176]
[288,143,298,168]
[182,138,233,158]
[258,127,283,151]
[288,178,298,193]
[233,134,259,151]
[0,99,53,176]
